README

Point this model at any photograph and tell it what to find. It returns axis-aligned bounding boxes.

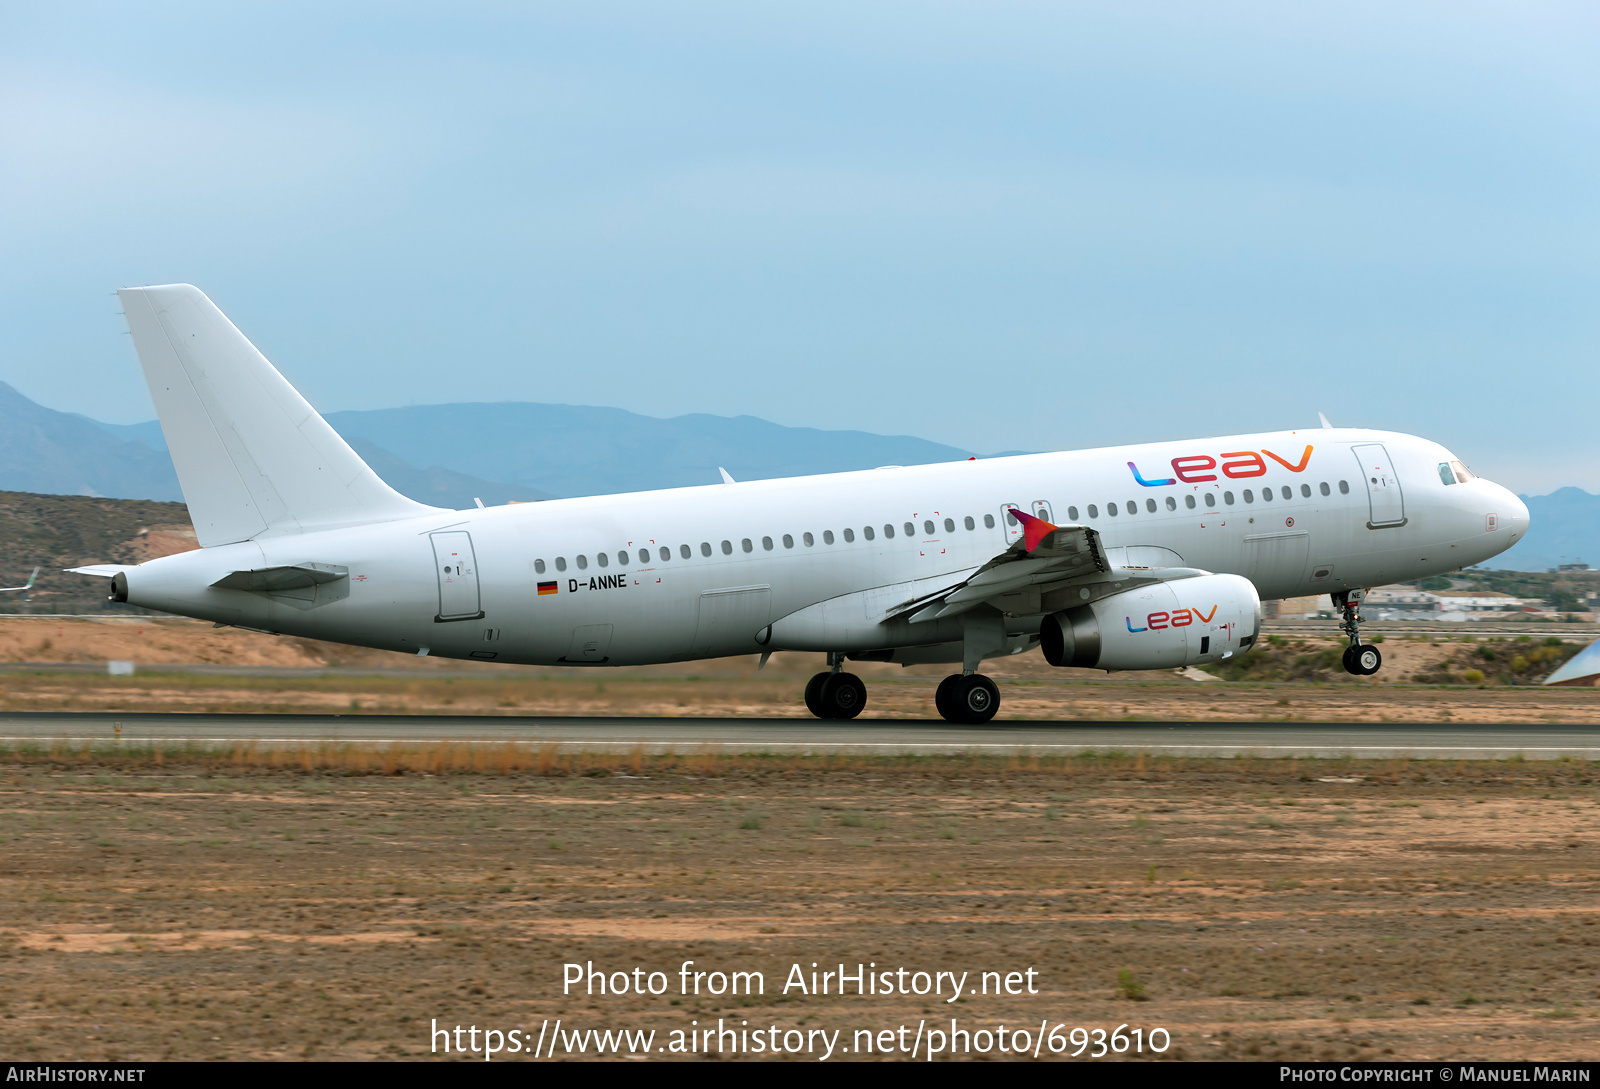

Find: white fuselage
[119,427,1528,668]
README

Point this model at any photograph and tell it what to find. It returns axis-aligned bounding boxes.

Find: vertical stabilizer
[118,284,441,546]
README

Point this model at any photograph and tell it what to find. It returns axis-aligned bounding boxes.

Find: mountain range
[0,380,1591,572]
[5,381,978,508]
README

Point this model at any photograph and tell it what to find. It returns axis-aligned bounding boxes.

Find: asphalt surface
[3,712,1600,759]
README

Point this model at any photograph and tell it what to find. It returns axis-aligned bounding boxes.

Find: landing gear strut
[804,653,867,720]
[1334,588,1381,676]
[935,673,1000,724]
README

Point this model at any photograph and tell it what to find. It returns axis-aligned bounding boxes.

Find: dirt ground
[0,617,1597,723]
[4,751,1600,1062]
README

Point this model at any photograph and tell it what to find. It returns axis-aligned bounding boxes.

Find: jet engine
[1040,573,1261,671]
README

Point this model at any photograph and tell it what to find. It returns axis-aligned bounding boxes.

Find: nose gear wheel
[1333,589,1381,676]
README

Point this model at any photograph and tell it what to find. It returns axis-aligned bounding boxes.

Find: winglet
[0,566,42,593]
[1318,412,1333,429]
[1007,507,1059,553]
[718,467,736,485]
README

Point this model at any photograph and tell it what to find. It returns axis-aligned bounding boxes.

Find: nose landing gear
[1334,588,1382,676]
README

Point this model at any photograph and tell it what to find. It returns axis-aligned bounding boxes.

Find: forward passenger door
[1352,444,1405,528]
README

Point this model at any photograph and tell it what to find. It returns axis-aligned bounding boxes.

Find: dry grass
[4,748,1600,1061]
[1,617,1597,722]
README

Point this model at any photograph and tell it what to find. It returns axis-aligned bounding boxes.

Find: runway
[4,712,1600,759]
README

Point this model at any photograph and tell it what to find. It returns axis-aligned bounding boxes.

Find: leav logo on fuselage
[1127,445,1314,487]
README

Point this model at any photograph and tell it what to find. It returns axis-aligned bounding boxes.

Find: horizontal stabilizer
[67,564,133,579]
[211,563,348,593]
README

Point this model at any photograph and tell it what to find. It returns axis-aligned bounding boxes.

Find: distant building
[1430,590,1526,613]
[1366,587,1441,614]
[1267,595,1326,618]
[1554,562,1590,572]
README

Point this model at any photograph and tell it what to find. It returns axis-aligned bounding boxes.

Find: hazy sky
[2,3,1596,493]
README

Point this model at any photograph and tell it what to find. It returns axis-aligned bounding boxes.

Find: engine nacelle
[1040,573,1261,671]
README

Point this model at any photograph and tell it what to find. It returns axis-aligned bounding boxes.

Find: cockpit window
[1450,460,1475,483]
[1438,462,1455,486]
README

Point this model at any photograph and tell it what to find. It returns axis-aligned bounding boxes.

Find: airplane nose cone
[1494,483,1530,544]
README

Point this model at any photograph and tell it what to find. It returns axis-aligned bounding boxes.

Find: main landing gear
[935,673,1001,724]
[1334,588,1382,676]
[800,654,1002,724]
[804,653,867,720]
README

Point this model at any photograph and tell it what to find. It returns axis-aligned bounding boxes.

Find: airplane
[73,284,1530,723]
[0,568,39,595]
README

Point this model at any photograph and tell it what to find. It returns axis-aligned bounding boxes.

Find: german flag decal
[537,581,558,596]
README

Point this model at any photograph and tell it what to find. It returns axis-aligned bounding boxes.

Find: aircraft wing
[884,508,1205,624]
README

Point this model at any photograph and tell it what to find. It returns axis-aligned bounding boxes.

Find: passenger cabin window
[1165,497,1176,511]
[762,537,773,550]
[1106,502,1117,517]
[638,549,649,564]
[1125,501,1136,515]
[823,530,835,545]
[843,528,855,543]
[597,552,609,567]
[1300,484,1311,498]
[783,534,794,548]
[1147,498,1158,513]
[556,557,567,571]
[660,547,670,562]
[905,521,916,536]
[721,540,733,555]
[983,514,995,528]
[964,515,976,530]
[1065,508,1077,522]
[1319,482,1330,497]
[1224,492,1235,505]
[1087,504,1099,518]
[681,544,692,559]
[924,520,935,535]
[1184,495,1196,509]
[863,526,875,541]
[804,532,815,546]
[944,518,955,533]
[1260,488,1271,502]
[701,542,712,557]
[576,555,588,570]
[534,559,546,574]
[883,524,894,539]
[1204,493,1215,507]
[1338,480,1350,494]
[741,538,753,553]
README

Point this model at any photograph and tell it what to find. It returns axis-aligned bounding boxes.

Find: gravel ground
[3,752,1600,1061]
